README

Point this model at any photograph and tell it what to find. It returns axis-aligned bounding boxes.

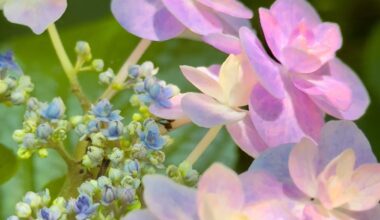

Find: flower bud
[17,147,32,159]
[40,98,65,120]
[148,151,166,166]
[101,185,115,205]
[75,41,92,61]
[79,180,98,196]
[39,189,51,206]
[140,61,155,76]
[23,191,42,208]
[36,123,53,140]
[70,116,83,126]
[0,80,8,94]
[99,68,115,85]
[12,129,25,143]
[97,176,112,188]
[10,91,26,104]
[90,132,106,147]
[92,59,104,72]
[117,187,136,204]
[128,65,140,79]
[124,159,140,177]
[15,202,31,218]
[23,133,36,148]
[38,148,48,158]
[108,168,123,182]
[87,146,104,163]
[108,147,124,165]
[27,97,40,111]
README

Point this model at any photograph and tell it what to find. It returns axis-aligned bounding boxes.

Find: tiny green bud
[129,95,140,107]
[97,176,112,188]
[98,68,115,85]
[92,59,104,72]
[13,129,25,143]
[17,147,32,159]
[23,192,42,208]
[90,132,106,147]
[15,202,31,218]
[87,146,104,163]
[75,41,92,61]
[82,155,94,169]
[108,148,124,165]
[132,113,143,122]
[108,168,123,182]
[70,116,83,126]
[38,148,48,158]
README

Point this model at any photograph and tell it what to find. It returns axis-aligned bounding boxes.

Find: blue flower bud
[91,100,123,122]
[0,52,23,78]
[37,207,61,220]
[140,61,155,76]
[27,97,40,111]
[139,120,165,150]
[23,191,42,208]
[87,120,100,133]
[108,147,124,165]
[103,121,124,140]
[23,133,36,148]
[92,59,104,72]
[101,185,115,205]
[36,123,53,140]
[40,98,65,120]
[98,68,115,85]
[78,180,98,196]
[124,159,140,177]
[10,91,26,105]
[75,41,92,61]
[117,187,136,204]
[128,65,140,79]
[97,176,112,188]
[87,146,104,163]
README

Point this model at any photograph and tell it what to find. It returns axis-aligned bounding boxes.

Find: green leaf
[0,144,18,184]
[43,176,66,199]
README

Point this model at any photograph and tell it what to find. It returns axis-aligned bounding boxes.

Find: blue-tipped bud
[36,123,53,140]
[101,185,115,205]
[40,98,65,120]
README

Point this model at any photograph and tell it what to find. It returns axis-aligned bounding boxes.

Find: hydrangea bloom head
[124,163,294,220]
[250,121,380,219]
[111,0,252,42]
[1,0,67,34]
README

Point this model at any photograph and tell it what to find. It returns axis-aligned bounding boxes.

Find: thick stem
[53,142,77,166]
[47,24,91,111]
[100,39,152,100]
[185,126,223,166]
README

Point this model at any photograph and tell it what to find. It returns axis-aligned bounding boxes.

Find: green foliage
[0,144,18,185]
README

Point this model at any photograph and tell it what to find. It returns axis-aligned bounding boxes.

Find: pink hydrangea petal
[309,59,369,120]
[303,205,348,220]
[348,206,380,220]
[198,163,244,220]
[249,83,323,147]
[111,0,185,41]
[149,94,186,120]
[258,8,287,61]
[239,27,286,99]
[180,65,224,101]
[161,0,223,35]
[318,149,356,209]
[345,164,380,211]
[219,55,256,107]
[282,47,322,73]
[289,138,319,198]
[203,33,242,54]
[181,93,247,128]
[143,175,197,220]
[292,64,353,111]
[196,0,253,19]
[269,0,321,30]
[3,0,67,34]
[226,115,268,158]
[244,200,298,220]
[312,22,342,63]
[123,210,158,220]
[318,120,377,170]
[217,13,252,35]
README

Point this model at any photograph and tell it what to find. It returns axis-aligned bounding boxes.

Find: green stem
[185,126,223,166]
[100,39,152,100]
[47,24,91,111]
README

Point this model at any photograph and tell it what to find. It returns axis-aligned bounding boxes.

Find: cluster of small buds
[0,52,34,105]
[74,41,105,74]
[132,63,180,109]
[13,97,69,159]
[166,162,199,187]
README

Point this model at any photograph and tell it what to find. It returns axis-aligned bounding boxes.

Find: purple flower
[71,194,99,220]
[139,120,165,150]
[250,121,380,219]
[1,0,67,34]
[232,0,369,148]
[124,163,294,220]
[111,0,252,43]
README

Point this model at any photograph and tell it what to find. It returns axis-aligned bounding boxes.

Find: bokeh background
[1,0,380,217]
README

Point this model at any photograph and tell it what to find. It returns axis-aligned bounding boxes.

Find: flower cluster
[0,52,34,105]
[13,97,68,159]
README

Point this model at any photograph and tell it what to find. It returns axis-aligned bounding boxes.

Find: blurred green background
[0,0,380,217]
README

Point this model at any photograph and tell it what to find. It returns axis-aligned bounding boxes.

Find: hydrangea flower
[102,121,124,140]
[250,121,380,219]
[151,55,266,157]
[40,98,66,120]
[124,163,294,220]
[111,0,252,44]
[37,207,61,220]
[91,100,123,122]
[138,120,165,150]
[1,0,67,34]
[233,0,369,148]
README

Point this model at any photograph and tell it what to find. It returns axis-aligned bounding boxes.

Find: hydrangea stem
[100,39,151,100]
[186,125,223,166]
[47,24,91,111]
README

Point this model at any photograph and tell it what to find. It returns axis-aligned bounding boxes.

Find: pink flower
[111,0,252,42]
[234,0,369,148]
[1,0,67,34]
[250,120,380,219]
[152,55,267,157]
[124,163,295,220]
